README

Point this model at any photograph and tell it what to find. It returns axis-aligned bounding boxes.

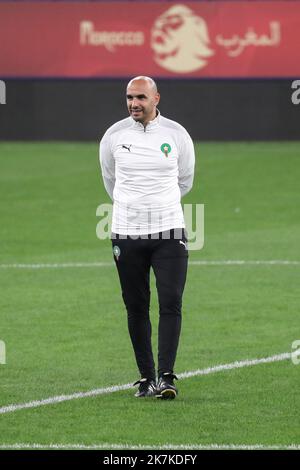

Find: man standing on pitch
[99,76,195,399]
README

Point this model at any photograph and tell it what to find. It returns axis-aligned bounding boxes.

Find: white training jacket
[99,111,195,235]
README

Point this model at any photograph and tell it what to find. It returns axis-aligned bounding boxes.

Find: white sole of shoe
[156,388,177,399]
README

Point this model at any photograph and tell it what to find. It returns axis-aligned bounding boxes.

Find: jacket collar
[130,109,160,131]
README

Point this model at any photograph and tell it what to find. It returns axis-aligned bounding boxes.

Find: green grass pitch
[0,141,299,448]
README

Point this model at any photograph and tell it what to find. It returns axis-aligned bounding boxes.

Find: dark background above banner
[0,79,299,141]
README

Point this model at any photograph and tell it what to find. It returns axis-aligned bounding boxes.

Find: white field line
[0,352,291,416]
[0,260,300,269]
[0,262,113,269]
[0,443,299,450]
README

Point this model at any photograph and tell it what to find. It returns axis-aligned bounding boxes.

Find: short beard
[130,110,145,123]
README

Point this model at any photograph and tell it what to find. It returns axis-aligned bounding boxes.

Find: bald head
[126,76,160,126]
[127,76,158,94]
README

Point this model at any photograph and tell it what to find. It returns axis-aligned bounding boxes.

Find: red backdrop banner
[0,1,299,77]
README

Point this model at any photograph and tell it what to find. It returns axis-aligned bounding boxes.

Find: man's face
[126,80,160,125]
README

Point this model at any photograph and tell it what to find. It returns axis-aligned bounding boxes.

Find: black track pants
[111,229,188,379]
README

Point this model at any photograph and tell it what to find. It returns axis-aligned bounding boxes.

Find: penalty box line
[0,352,291,416]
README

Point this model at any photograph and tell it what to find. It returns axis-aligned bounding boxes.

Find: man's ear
[155,93,161,105]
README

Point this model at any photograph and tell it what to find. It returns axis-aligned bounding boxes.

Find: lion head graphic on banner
[151,4,214,73]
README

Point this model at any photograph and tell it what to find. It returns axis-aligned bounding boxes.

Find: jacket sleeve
[99,134,115,200]
[178,132,195,197]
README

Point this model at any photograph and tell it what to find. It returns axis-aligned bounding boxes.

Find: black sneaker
[133,378,157,398]
[156,372,178,399]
